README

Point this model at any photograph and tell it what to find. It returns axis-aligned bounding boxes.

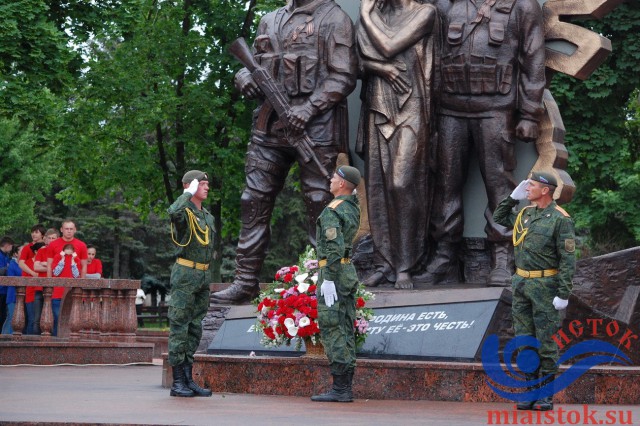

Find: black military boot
[183,363,212,397]
[346,368,355,401]
[516,374,539,410]
[170,363,195,397]
[532,375,555,411]
[311,374,353,402]
[486,242,514,287]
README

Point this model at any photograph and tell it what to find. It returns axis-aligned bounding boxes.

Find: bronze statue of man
[426,0,546,286]
[356,0,438,290]
[212,0,357,304]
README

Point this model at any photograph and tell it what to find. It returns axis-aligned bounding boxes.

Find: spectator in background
[0,236,15,328]
[24,242,45,335]
[19,224,46,334]
[52,244,81,278]
[35,229,63,336]
[86,245,103,279]
[136,288,146,327]
[51,243,82,336]
[2,244,25,335]
[47,220,88,278]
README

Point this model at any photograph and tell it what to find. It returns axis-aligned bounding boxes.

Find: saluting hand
[184,179,199,195]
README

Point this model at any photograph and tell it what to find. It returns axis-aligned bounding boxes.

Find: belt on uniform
[516,267,558,278]
[318,258,351,268]
[176,257,209,271]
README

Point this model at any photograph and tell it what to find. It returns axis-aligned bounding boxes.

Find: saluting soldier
[311,165,361,403]
[167,170,216,398]
[493,171,576,411]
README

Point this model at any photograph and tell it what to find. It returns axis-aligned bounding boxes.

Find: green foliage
[0,119,56,236]
[549,2,640,255]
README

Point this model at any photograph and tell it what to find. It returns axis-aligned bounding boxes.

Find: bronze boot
[486,242,513,287]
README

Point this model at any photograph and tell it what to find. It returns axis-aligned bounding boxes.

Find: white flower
[297,282,310,293]
[284,317,295,329]
[298,316,310,328]
[287,326,299,337]
[310,274,318,284]
[295,273,309,284]
[273,288,285,293]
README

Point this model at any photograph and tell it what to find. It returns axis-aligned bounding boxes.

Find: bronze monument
[212,0,357,304]
[355,0,438,290]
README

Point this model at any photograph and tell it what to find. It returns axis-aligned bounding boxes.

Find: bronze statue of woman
[356,0,438,289]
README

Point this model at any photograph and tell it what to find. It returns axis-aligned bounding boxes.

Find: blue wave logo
[481,334,631,401]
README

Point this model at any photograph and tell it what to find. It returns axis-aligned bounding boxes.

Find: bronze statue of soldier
[212,0,357,304]
[425,0,546,286]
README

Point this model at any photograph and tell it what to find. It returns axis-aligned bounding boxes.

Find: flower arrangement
[254,246,375,351]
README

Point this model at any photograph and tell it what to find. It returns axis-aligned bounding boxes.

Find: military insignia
[326,227,337,241]
[565,239,576,253]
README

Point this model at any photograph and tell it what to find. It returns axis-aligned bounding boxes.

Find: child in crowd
[52,244,81,279]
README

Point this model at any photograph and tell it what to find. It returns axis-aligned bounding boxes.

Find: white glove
[320,280,337,307]
[510,180,529,200]
[553,296,569,310]
[184,179,199,195]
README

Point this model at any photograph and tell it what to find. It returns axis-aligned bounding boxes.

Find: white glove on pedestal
[510,180,529,200]
[553,296,569,310]
[320,280,337,307]
[184,179,199,195]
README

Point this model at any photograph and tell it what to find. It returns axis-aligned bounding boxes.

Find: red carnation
[283,273,293,283]
[356,297,366,308]
[264,327,275,340]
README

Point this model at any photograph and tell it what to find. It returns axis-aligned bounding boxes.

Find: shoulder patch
[555,205,571,217]
[328,199,344,210]
[326,227,337,241]
[565,239,576,253]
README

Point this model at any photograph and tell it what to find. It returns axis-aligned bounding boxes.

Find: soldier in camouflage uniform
[311,165,361,403]
[167,170,216,397]
[493,171,576,411]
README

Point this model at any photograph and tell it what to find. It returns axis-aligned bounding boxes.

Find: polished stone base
[0,337,153,365]
[161,354,640,404]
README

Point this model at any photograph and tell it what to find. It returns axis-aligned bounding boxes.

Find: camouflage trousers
[317,291,356,376]
[168,263,211,366]
[512,276,561,375]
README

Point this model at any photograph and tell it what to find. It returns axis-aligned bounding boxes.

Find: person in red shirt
[47,220,88,278]
[35,229,64,336]
[19,224,46,334]
[23,242,45,335]
[86,245,103,279]
[18,224,46,276]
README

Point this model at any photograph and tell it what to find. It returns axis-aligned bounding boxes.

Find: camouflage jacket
[168,192,215,266]
[316,194,360,292]
[493,196,576,299]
